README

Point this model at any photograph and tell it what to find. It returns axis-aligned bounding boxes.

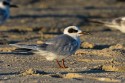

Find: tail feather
[88,19,106,24]
[10,44,39,50]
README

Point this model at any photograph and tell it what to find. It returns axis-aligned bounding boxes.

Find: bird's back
[41,34,80,56]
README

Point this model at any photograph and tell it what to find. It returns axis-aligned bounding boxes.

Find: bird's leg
[61,59,68,68]
[56,59,63,68]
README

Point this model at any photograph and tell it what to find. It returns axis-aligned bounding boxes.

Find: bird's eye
[3,1,10,6]
[68,28,78,33]
[114,18,122,26]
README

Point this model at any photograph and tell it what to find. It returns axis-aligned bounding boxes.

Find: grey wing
[88,19,106,24]
[60,40,79,55]
[10,44,40,50]
[45,35,79,56]
[88,18,112,25]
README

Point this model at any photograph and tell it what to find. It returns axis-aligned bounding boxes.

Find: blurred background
[1,0,125,44]
[7,0,125,29]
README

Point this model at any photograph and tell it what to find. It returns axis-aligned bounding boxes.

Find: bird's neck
[67,34,80,41]
[0,7,9,13]
[68,34,81,48]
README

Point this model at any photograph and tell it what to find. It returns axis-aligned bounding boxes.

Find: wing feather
[45,34,79,56]
[10,34,80,56]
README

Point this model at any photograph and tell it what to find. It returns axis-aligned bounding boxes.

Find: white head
[0,0,17,9]
[64,26,88,40]
[121,17,125,20]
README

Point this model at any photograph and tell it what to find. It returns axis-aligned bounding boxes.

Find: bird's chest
[75,38,81,49]
[0,9,9,22]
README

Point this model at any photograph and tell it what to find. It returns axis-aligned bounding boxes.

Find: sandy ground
[0,0,125,83]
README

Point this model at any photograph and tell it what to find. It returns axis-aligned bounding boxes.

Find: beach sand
[0,0,125,83]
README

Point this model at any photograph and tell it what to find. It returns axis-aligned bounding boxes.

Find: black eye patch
[3,1,10,6]
[115,18,122,25]
[68,28,78,33]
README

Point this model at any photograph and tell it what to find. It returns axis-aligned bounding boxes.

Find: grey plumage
[45,34,79,56]
[11,34,79,56]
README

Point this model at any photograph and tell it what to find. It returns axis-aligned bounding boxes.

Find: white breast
[35,50,65,61]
